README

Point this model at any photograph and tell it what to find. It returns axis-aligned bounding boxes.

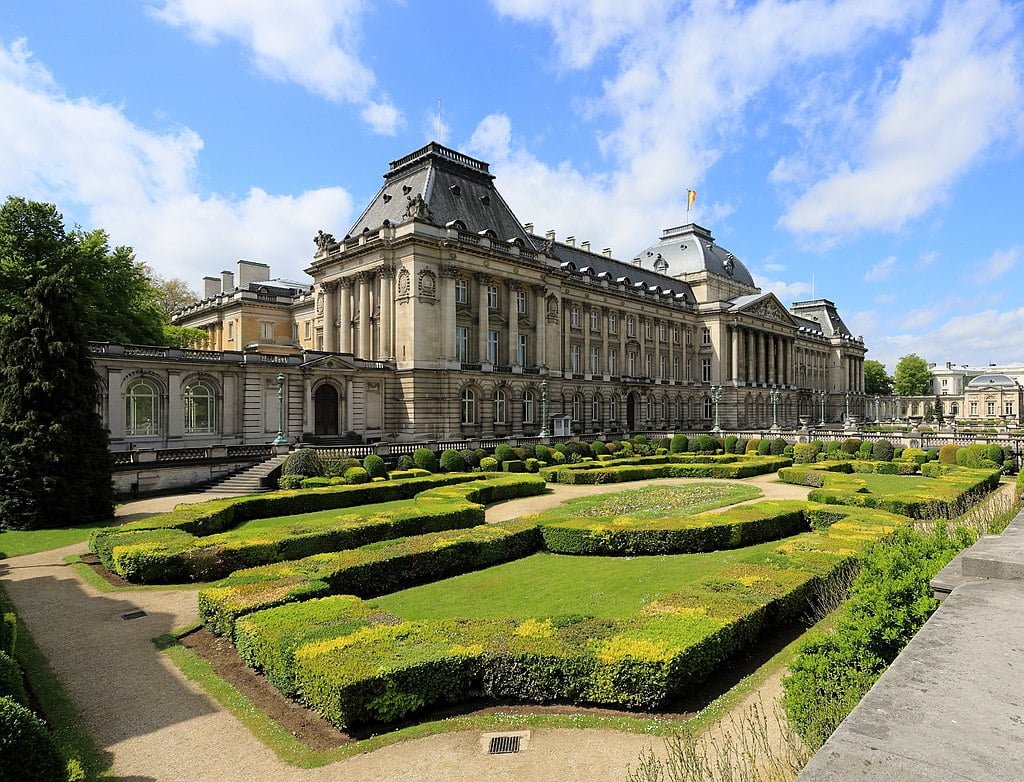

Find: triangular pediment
[300,354,360,371]
[734,293,798,327]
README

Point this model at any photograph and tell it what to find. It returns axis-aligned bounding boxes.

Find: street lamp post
[844,390,852,423]
[874,395,880,422]
[539,379,549,438]
[819,390,827,426]
[710,385,723,433]
[273,373,289,445]
[769,387,781,430]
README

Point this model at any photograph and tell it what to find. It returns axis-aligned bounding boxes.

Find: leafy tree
[892,353,932,396]
[863,359,893,395]
[162,324,210,348]
[0,197,164,344]
[148,272,198,320]
[0,270,114,529]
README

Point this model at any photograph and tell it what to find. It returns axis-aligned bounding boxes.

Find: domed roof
[966,373,1019,390]
[634,223,756,288]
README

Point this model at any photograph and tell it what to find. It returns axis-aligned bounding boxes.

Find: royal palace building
[94,142,868,449]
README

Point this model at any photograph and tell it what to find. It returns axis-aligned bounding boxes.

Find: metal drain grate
[488,735,521,755]
[121,610,147,621]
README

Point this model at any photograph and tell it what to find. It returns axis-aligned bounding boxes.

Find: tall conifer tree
[0,270,113,529]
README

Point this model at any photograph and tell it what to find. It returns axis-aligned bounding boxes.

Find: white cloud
[781,0,1023,235]
[875,293,896,304]
[899,305,939,330]
[864,255,897,282]
[754,277,812,304]
[972,246,1019,284]
[916,250,940,269]
[150,0,403,134]
[871,306,1024,368]
[0,39,354,285]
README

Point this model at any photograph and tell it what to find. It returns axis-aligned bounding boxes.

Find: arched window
[522,391,535,424]
[494,389,507,424]
[572,394,583,422]
[951,402,959,416]
[126,378,160,436]
[183,381,215,434]
[460,388,476,425]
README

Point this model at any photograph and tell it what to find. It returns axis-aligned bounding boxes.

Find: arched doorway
[314,384,339,436]
[627,391,638,431]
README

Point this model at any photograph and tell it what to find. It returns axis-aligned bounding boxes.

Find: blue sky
[1,1,1022,371]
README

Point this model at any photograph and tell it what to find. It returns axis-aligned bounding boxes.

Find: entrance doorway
[314,384,339,436]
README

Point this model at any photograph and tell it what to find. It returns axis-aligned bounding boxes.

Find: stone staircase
[202,452,290,495]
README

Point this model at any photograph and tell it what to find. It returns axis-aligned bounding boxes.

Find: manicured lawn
[0,519,116,560]
[858,473,936,494]
[554,482,761,519]
[230,501,413,532]
[370,538,792,620]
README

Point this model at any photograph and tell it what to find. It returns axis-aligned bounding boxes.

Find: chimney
[546,229,555,242]
[566,235,575,247]
[237,260,270,287]
[203,276,220,298]
[581,241,590,253]
[602,248,612,257]
[524,222,534,233]
[220,270,234,292]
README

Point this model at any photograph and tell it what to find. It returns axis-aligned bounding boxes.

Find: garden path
[0,479,805,782]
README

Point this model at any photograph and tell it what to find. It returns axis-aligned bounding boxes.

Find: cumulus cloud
[972,246,1019,285]
[0,39,354,284]
[864,255,897,282]
[871,306,1024,367]
[150,0,403,134]
[781,0,1023,236]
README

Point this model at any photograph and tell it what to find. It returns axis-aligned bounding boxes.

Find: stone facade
[168,142,868,443]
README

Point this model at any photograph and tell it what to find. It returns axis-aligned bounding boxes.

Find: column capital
[356,270,375,285]
[378,263,396,279]
[317,280,338,294]
[337,275,356,289]
[439,264,460,278]
[506,279,523,291]
[474,271,493,285]
[533,283,548,296]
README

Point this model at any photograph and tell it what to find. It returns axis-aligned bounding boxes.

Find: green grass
[858,473,936,494]
[0,519,116,560]
[370,539,793,620]
[229,500,415,532]
[0,584,113,780]
[554,482,762,519]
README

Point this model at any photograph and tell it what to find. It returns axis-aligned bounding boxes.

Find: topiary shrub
[734,438,748,455]
[841,438,862,455]
[397,455,414,470]
[793,444,817,464]
[479,456,499,472]
[669,434,689,454]
[0,652,27,706]
[590,441,607,456]
[281,449,324,478]
[459,449,479,468]
[494,444,515,464]
[413,448,439,473]
[745,438,761,454]
[984,444,1004,463]
[503,460,526,473]
[724,435,738,454]
[439,450,467,473]
[550,450,566,464]
[871,441,895,462]
[606,440,621,454]
[769,438,788,456]
[757,439,771,456]
[926,448,939,462]
[343,467,370,484]
[937,444,959,465]
[783,445,794,457]
[534,444,552,463]
[693,434,716,453]
[524,458,540,473]
[277,474,304,490]
[520,443,537,459]
[363,454,387,480]
[900,448,928,465]
[857,442,874,460]
[0,696,66,782]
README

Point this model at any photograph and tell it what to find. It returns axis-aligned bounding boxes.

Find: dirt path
[0,481,806,782]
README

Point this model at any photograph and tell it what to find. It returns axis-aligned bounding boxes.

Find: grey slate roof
[346,143,536,248]
[966,374,1019,389]
[633,224,757,288]
[789,299,854,338]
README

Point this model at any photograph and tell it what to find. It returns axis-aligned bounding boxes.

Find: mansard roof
[346,142,536,248]
[789,298,855,339]
[633,223,757,288]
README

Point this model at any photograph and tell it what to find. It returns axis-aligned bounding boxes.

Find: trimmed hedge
[0,696,66,782]
[0,651,27,706]
[200,519,543,638]
[278,502,908,729]
[542,455,790,485]
[96,474,545,583]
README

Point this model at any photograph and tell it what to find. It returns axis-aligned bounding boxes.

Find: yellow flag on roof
[687,189,697,211]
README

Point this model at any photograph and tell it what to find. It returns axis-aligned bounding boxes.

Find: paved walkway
[0,478,808,782]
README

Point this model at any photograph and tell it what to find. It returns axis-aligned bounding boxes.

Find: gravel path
[0,479,808,782]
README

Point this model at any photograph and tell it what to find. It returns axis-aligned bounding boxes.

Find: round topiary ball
[479,456,500,472]
[493,444,515,464]
[362,454,387,480]
[439,449,468,472]
[281,448,324,478]
[0,696,66,782]
[413,448,440,473]
[343,466,370,484]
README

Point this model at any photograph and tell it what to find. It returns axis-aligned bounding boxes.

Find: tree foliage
[863,359,892,395]
[892,353,932,396]
[0,197,164,344]
[147,272,198,320]
[0,270,114,529]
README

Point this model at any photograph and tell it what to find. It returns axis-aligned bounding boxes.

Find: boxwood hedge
[542,455,789,485]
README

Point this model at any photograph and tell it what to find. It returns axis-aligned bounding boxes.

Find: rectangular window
[523,392,535,424]
[487,284,499,310]
[608,313,617,333]
[590,346,600,375]
[304,320,311,339]
[261,321,275,340]
[227,321,234,341]
[610,396,618,421]
[590,310,599,331]
[644,320,652,340]
[627,316,635,337]
[645,354,652,377]
[660,355,667,380]
[673,326,680,343]
[628,352,636,375]
[487,330,499,364]
[591,397,600,422]
[1006,401,1014,416]
[659,323,667,342]
[570,306,581,328]
[970,401,978,415]
[455,278,469,304]
[686,358,692,382]
[701,357,711,383]
[571,344,581,373]
[702,327,711,345]
[685,328,692,345]
[673,356,680,380]
[455,326,469,362]
[609,349,618,375]
[987,401,996,416]
[516,289,527,314]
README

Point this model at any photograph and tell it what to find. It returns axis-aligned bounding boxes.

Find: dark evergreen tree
[0,270,113,529]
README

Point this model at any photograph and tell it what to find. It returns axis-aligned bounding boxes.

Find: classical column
[440,266,458,361]
[754,331,763,384]
[535,285,547,368]
[338,278,353,354]
[731,327,740,384]
[320,282,337,353]
[357,272,371,358]
[508,281,521,367]
[477,273,491,364]
[378,266,394,359]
